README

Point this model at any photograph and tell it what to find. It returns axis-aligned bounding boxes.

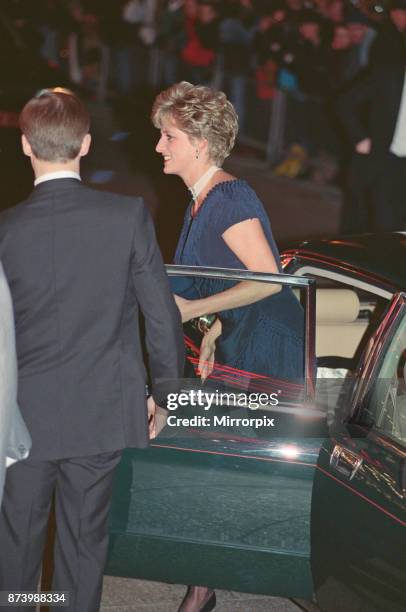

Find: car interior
[292,272,391,422]
[299,275,389,371]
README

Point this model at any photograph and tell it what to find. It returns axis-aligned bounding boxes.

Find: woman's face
[155,120,201,179]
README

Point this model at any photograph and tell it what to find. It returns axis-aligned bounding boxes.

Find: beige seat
[315,289,367,359]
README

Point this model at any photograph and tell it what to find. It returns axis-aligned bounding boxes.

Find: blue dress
[171,179,304,381]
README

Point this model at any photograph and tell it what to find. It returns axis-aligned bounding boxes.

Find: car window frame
[282,251,396,296]
[166,264,316,402]
[285,262,392,300]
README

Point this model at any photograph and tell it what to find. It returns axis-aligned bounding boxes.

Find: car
[105,233,406,612]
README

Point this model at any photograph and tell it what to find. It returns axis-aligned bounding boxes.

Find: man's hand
[355,138,371,154]
[155,405,168,436]
[148,396,168,439]
[147,395,156,439]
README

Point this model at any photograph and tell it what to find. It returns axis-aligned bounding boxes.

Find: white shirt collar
[34,170,81,186]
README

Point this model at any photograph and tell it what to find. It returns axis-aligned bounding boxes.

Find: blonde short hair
[151,82,238,166]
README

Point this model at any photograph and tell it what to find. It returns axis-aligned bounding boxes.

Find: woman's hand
[198,319,222,381]
[198,335,216,381]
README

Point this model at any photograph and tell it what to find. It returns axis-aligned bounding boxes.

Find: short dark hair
[19,88,90,162]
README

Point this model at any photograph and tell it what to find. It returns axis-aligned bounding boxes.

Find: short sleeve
[208,180,264,236]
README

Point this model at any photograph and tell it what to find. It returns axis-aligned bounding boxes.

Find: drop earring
[195,149,199,159]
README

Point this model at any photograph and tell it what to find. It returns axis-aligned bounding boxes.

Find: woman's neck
[189,165,220,203]
[183,161,211,189]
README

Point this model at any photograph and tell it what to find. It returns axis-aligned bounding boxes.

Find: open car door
[106,266,325,599]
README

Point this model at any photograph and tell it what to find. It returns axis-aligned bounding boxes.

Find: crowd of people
[4,1,405,153]
[3,0,406,228]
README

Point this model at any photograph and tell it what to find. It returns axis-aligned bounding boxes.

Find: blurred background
[0,0,403,259]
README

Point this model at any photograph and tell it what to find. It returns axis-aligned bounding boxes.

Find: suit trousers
[0,450,122,612]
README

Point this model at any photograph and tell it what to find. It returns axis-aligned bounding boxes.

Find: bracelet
[190,314,217,335]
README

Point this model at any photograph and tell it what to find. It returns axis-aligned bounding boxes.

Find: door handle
[330,444,363,480]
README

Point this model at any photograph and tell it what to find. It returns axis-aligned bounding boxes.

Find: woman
[151,81,304,612]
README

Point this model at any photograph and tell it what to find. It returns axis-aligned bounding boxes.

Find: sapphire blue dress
[171,179,304,381]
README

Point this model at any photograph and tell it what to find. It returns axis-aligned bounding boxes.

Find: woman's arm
[175,218,282,322]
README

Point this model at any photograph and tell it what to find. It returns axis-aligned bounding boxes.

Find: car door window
[361,310,406,445]
[162,267,318,446]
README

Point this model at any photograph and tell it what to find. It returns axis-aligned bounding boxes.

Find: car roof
[285,232,406,291]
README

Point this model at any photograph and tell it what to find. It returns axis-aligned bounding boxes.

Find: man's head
[331,24,351,50]
[197,0,218,23]
[19,88,90,164]
[346,8,371,44]
[298,10,323,42]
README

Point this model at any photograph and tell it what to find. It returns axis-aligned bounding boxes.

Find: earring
[195,149,199,159]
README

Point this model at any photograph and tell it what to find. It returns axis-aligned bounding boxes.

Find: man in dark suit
[337,62,406,232]
[0,88,184,611]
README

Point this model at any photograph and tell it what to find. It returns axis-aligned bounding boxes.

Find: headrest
[316,289,360,324]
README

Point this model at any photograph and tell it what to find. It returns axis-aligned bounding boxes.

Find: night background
[1,0,404,261]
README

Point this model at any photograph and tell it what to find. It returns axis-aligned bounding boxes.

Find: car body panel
[311,293,406,612]
[312,434,406,612]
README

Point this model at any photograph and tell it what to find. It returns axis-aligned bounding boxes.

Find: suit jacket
[0,178,184,460]
[336,64,406,158]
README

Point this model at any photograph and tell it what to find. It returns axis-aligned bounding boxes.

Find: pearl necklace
[189,165,220,203]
